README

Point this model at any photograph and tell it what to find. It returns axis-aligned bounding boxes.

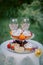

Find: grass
[0,19,43,44]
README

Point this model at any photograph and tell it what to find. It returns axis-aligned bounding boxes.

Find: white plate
[7,39,38,54]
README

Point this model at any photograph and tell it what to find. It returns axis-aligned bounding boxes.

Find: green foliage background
[0,0,43,44]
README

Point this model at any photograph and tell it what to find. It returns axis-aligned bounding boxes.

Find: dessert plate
[11,33,35,40]
[8,49,34,54]
[28,33,34,40]
[7,39,38,54]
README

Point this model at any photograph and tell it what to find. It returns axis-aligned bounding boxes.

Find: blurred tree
[17,0,43,30]
[40,0,43,13]
[0,0,43,19]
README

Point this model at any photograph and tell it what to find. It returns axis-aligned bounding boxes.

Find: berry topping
[11,45,14,50]
[23,40,28,44]
[7,43,11,48]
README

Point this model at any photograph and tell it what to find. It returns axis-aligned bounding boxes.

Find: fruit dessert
[7,41,25,53]
[24,42,33,51]
[15,47,24,53]
[13,40,28,47]
[7,40,38,53]
[23,30,32,40]
[10,29,32,40]
[10,29,23,39]
[24,42,38,52]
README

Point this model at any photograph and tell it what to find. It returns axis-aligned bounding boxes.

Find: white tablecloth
[0,40,43,65]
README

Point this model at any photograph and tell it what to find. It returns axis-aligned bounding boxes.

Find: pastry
[23,30,32,36]
[23,30,32,39]
[11,43,20,50]
[15,47,24,53]
[10,29,23,39]
[14,43,20,47]
[24,43,33,51]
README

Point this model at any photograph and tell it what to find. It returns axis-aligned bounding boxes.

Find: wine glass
[9,18,18,31]
[21,18,30,31]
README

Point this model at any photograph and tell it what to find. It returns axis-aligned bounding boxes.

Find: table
[0,40,43,65]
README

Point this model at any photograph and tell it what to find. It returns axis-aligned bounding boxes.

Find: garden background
[0,0,43,44]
